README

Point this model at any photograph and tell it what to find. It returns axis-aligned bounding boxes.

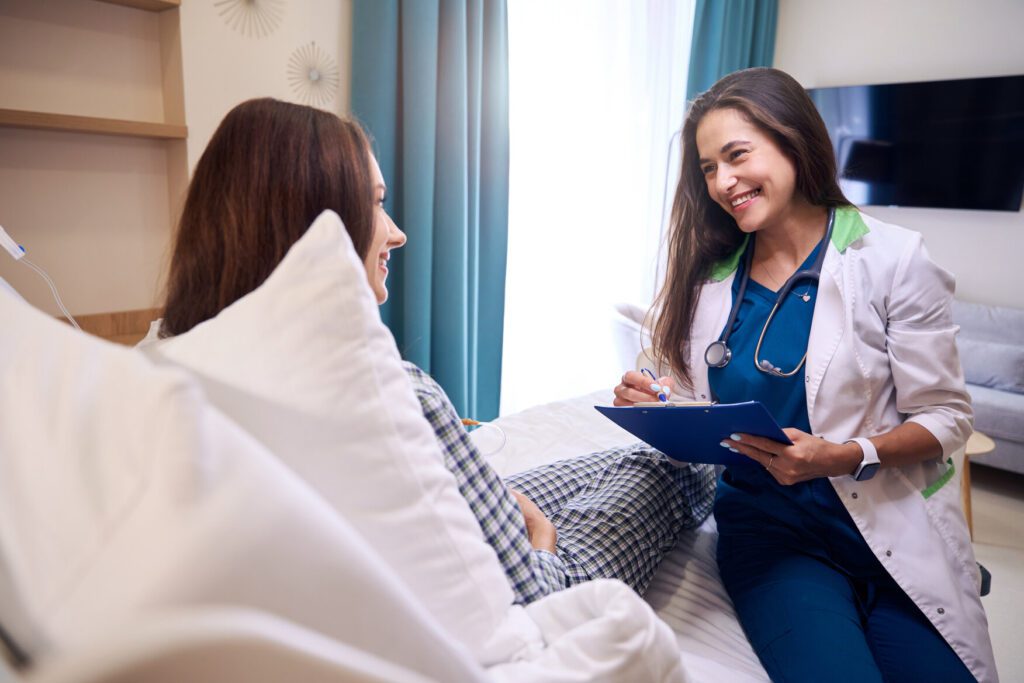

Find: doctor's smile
[728,188,761,209]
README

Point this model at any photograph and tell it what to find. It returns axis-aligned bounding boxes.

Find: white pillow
[0,275,22,301]
[489,580,686,683]
[0,286,485,682]
[146,210,516,661]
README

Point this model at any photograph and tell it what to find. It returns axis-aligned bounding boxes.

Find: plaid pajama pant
[404,362,716,604]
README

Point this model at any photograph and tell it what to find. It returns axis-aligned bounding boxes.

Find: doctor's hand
[612,370,676,406]
[721,429,863,485]
[509,489,557,554]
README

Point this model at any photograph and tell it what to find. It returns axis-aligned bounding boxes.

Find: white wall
[178,0,353,171]
[774,0,1024,307]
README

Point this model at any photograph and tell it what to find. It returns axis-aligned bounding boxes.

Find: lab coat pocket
[920,462,978,586]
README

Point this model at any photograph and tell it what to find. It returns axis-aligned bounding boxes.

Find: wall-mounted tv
[808,74,1024,212]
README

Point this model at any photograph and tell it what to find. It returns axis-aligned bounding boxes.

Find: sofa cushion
[145,210,515,662]
[956,337,1024,394]
[967,384,1024,444]
[953,300,1024,344]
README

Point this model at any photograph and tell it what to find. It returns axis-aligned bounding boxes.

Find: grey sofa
[953,300,1024,476]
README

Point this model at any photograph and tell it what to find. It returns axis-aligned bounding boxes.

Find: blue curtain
[686,0,778,100]
[351,0,509,420]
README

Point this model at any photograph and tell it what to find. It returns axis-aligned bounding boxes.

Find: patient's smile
[365,153,407,304]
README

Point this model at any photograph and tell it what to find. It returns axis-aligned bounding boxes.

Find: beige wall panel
[0,128,171,316]
[0,0,165,122]
[775,0,1024,308]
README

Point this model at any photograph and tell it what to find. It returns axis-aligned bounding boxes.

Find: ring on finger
[766,455,776,472]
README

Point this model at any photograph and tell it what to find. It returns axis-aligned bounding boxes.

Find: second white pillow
[147,210,516,660]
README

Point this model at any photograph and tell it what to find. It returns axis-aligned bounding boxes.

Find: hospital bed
[0,383,769,683]
[476,389,770,683]
[0,216,695,683]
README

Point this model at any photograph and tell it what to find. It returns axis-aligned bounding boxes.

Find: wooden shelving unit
[0,108,187,140]
[0,0,188,328]
[93,0,180,12]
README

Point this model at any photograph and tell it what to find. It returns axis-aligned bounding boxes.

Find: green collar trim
[710,234,750,282]
[708,206,870,282]
[831,206,870,253]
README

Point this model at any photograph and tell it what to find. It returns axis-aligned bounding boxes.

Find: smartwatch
[846,437,880,481]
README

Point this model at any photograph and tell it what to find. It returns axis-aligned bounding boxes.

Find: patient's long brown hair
[652,67,850,389]
[161,98,375,337]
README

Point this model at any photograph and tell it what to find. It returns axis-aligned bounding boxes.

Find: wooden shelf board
[92,0,180,12]
[0,109,186,140]
[69,307,162,347]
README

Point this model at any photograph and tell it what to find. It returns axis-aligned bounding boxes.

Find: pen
[640,367,668,402]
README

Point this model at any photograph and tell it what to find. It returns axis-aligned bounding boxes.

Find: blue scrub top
[710,237,885,579]
[708,238,820,433]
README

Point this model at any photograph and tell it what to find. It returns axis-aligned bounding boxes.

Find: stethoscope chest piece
[705,339,732,368]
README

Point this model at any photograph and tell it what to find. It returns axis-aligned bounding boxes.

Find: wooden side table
[962,431,996,540]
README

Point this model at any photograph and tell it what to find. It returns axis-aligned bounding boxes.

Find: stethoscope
[704,207,835,379]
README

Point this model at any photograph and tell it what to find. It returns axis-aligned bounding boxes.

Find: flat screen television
[808,74,1024,212]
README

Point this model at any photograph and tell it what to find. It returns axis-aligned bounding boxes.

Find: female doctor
[614,68,996,682]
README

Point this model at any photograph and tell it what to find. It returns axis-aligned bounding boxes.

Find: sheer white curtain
[501,0,695,415]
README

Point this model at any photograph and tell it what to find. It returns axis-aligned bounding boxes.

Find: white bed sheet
[474,390,769,683]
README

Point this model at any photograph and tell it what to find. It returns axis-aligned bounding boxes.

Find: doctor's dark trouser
[715,468,976,683]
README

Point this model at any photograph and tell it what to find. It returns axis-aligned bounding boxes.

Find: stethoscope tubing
[703,208,836,377]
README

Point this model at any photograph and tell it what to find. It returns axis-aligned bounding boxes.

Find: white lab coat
[675,208,997,682]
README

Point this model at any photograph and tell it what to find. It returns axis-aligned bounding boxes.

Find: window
[502,0,695,414]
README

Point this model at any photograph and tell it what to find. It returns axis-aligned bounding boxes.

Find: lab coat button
[885,550,892,557]
[701,394,707,399]
[851,492,859,499]
[937,607,945,615]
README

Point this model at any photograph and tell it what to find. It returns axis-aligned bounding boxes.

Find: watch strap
[846,437,880,480]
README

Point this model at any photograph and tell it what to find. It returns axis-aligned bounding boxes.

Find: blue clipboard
[594,401,792,466]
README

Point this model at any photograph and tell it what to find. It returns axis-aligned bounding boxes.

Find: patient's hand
[509,489,557,554]
[613,370,676,406]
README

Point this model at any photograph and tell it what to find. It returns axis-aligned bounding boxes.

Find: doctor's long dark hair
[651,67,851,389]
[160,98,375,337]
